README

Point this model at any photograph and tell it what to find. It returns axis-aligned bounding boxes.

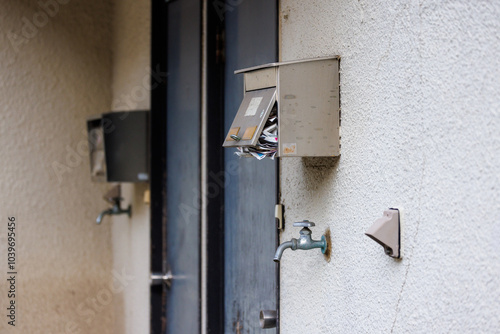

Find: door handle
[259,310,277,329]
[150,271,173,288]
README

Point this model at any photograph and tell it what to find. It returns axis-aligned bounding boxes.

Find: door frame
[150,0,168,333]
[149,1,279,333]
[149,0,225,332]
[203,1,226,332]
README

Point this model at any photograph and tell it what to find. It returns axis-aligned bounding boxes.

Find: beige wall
[279,1,500,333]
[0,0,153,333]
[110,0,152,333]
[0,1,114,333]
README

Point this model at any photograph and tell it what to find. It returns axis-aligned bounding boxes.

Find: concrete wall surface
[0,1,114,333]
[109,0,152,333]
[279,1,500,333]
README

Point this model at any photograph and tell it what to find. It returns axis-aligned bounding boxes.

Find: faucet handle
[293,220,315,228]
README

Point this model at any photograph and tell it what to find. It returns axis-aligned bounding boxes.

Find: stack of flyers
[235,105,278,160]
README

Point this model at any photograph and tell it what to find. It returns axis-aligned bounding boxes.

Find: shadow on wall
[301,156,340,192]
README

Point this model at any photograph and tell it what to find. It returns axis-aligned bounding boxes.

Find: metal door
[224,1,279,332]
[165,0,201,333]
[158,1,277,332]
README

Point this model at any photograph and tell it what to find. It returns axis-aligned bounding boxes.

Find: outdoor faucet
[95,185,132,225]
[273,220,327,262]
[96,208,114,225]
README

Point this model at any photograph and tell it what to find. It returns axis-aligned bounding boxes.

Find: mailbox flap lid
[223,87,276,148]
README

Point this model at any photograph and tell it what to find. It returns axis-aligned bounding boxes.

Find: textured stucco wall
[109,0,151,333]
[0,1,114,333]
[279,1,500,333]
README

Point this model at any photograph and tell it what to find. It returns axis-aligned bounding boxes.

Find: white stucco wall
[109,0,151,333]
[0,1,114,333]
[279,1,500,333]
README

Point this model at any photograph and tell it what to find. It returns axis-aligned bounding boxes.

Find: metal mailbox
[223,56,340,158]
[87,110,149,183]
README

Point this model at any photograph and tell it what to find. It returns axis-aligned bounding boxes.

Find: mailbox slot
[244,67,277,91]
[223,88,276,148]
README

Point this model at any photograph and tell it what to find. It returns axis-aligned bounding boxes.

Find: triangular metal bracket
[365,208,401,259]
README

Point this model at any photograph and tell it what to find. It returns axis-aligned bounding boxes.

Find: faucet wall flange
[320,235,327,254]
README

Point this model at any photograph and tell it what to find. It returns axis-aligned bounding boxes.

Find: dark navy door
[165,0,201,333]
[162,1,277,332]
[224,1,279,332]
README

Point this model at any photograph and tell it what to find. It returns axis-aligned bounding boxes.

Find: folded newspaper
[235,106,278,160]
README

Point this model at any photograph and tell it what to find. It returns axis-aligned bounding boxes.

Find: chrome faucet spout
[273,240,295,262]
[96,201,132,225]
[96,209,113,225]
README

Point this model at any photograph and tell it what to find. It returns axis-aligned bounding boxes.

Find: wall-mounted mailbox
[223,56,340,158]
[87,110,149,183]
